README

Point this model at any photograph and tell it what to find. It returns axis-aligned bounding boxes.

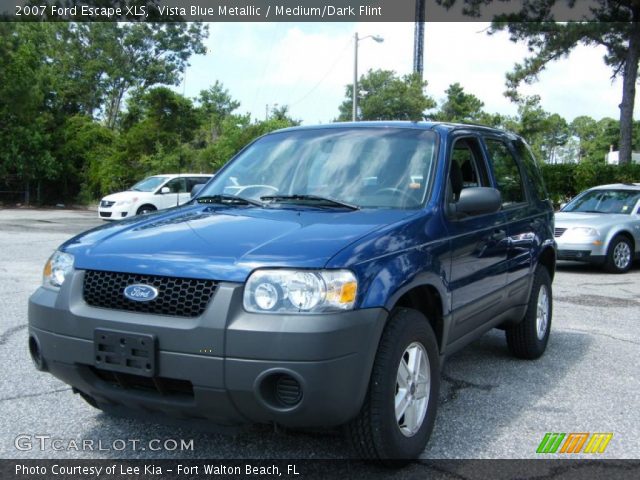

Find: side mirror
[190,183,204,198]
[160,186,170,194]
[453,187,502,217]
[559,202,567,210]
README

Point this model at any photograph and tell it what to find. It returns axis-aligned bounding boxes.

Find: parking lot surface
[1,208,638,460]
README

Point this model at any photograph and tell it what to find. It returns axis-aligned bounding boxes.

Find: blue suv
[28,122,556,460]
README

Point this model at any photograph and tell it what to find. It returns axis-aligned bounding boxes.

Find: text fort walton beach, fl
[16,463,299,476]
[39,4,382,19]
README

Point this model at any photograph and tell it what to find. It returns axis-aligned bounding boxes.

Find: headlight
[244,269,358,314]
[43,251,74,289]
[569,227,600,237]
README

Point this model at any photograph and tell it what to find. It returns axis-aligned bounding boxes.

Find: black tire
[345,308,440,461]
[604,235,633,274]
[77,390,101,410]
[136,204,157,215]
[505,266,552,359]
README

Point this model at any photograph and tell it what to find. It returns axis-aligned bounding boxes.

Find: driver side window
[447,137,490,213]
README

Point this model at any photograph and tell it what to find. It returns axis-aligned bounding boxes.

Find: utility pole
[352,32,359,122]
[352,33,383,122]
[413,0,425,77]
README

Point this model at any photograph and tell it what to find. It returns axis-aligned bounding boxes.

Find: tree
[100,23,208,128]
[437,0,640,165]
[269,104,301,125]
[0,24,57,203]
[197,82,240,121]
[435,82,486,123]
[503,95,569,163]
[337,69,436,121]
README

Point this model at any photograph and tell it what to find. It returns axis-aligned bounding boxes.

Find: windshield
[563,189,640,215]
[130,176,168,192]
[198,127,437,209]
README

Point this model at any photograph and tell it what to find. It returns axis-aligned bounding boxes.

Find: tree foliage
[0,22,301,205]
[434,82,486,123]
[337,69,436,121]
[436,0,640,165]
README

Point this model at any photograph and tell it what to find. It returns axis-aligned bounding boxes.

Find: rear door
[443,134,510,344]
[482,135,538,307]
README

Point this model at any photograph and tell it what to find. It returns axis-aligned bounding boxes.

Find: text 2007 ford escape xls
[29,122,556,460]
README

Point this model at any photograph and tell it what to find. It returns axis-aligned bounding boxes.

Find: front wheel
[345,308,440,460]
[136,204,157,215]
[605,235,633,273]
[505,266,552,359]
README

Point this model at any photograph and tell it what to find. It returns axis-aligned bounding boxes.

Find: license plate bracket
[94,329,156,377]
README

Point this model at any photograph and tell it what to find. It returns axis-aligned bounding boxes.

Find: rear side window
[484,138,526,207]
[187,177,210,192]
[513,139,548,200]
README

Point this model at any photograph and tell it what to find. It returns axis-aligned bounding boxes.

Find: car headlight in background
[244,269,357,314]
[43,251,74,289]
[115,198,137,206]
[569,227,600,237]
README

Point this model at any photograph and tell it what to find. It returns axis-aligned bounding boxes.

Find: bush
[541,163,640,205]
[540,164,577,205]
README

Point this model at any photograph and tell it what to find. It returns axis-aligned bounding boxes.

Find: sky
[177,22,636,125]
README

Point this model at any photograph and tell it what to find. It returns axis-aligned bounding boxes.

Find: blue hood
[63,205,416,282]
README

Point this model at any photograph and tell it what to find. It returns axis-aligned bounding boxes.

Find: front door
[443,135,510,344]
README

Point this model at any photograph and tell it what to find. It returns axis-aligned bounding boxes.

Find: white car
[98,174,213,220]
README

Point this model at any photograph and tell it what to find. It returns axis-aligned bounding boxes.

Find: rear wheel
[604,235,633,273]
[136,204,157,215]
[505,266,552,359]
[345,308,440,460]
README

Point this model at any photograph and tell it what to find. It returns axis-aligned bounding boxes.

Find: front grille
[554,227,567,237]
[83,270,216,318]
[99,212,112,218]
[90,366,194,398]
[100,200,115,208]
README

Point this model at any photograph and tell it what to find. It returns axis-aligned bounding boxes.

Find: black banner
[1,0,634,22]
[2,459,640,480]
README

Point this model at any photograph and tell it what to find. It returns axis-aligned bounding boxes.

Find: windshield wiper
[261,194,360,211]
[197,194,265,208]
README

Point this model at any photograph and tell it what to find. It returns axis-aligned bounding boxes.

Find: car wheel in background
[345,308,440,461]
[506,266,552,360]
[605,235,633,274]
[136,205,157,215]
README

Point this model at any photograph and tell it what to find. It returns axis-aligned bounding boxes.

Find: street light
[352,33,384,122]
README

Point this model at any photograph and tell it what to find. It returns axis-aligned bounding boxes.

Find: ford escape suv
[28,122,556,460]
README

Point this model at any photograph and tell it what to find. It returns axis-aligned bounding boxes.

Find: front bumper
[555,237,606,263]
[98,207,131,220]
[28,270,387,428]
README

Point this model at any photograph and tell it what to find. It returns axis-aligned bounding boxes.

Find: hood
[555,211,631,228]
[63,205,416,282]
[101,191,144,202]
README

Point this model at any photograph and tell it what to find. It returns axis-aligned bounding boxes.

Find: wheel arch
[136,203,158,214]
[610,230,635,250]
[537,245,556,281]
[386,281,446,352]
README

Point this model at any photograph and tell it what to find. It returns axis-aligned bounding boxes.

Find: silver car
[555,183,640,273]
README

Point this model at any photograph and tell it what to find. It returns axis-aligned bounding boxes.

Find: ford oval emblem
[123,284,158,302]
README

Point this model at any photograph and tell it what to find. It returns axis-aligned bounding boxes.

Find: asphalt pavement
[1,208,638,460]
